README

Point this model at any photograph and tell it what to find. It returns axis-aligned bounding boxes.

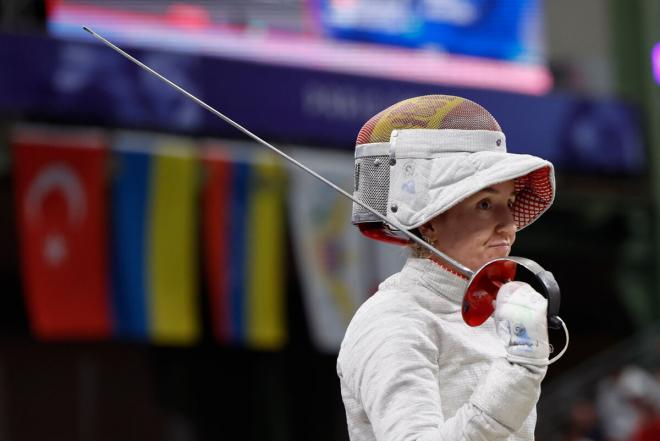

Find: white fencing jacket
[337,258,547,441]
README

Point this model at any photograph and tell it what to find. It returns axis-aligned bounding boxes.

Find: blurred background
[0,0,660,440]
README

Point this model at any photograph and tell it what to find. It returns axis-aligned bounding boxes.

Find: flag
[13,126,113,339]
[203,147,287,350]
[111,133,200,345]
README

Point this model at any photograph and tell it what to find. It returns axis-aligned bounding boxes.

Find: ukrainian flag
[111,133,201,345]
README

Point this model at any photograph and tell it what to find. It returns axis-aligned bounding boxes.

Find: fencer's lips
[487,241,511,250]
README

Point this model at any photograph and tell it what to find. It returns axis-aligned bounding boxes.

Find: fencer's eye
[477,199,492,210]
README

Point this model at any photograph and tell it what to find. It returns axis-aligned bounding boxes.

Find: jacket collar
[400,257,469,304]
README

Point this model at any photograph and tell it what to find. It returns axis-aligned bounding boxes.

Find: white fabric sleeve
[338,312,546,441]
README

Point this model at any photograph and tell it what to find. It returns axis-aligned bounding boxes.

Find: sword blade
[82,26,473,278]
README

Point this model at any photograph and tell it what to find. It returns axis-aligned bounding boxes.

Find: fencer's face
[420,180,517,271]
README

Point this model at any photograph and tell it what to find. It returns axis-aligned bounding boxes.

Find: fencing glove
[494,281,550,366]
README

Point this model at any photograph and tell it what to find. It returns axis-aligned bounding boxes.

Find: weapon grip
[462,257,562,329]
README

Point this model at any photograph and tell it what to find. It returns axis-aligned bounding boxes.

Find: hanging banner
[287,148,405,352]
[202,147,287,350]
[13,126,113,339]
[111,133,201,345]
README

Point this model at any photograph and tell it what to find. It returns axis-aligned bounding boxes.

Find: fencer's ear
[419,222,435,233]
[418,222,435,241]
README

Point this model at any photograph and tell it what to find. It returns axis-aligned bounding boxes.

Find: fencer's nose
[495,205,517,240]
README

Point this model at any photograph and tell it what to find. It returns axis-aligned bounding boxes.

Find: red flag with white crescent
[12,127,112,339]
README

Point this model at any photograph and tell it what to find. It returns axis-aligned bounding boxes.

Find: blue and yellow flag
[111,133,200,345]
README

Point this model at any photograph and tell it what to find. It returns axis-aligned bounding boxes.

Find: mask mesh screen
[352,156,390,222]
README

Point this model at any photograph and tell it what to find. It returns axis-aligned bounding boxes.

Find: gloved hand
[494,281,549,366]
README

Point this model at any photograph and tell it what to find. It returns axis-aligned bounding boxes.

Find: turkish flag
[12,127,112,339]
